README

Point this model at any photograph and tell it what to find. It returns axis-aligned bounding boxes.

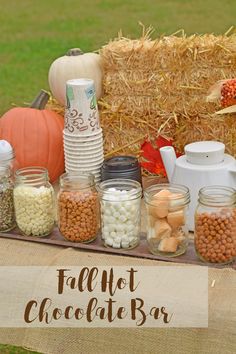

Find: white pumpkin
[48,48,103,105]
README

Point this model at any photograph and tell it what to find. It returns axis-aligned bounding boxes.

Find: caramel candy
[195,210,236,263]
[158,237,178,253]
[149,189,172,218]
[148,215,156,228]
[167,210,185,229]
[168,193,185,211]
[154,218,171,240]
[172,229,186,245]
[153,189,172,198]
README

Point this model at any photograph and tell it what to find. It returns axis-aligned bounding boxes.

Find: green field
[0,0,236,353]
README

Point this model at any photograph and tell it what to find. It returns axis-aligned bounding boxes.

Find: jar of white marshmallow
[97,179,142,249]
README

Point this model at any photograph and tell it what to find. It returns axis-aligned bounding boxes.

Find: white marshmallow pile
[101,188,140,249]
[14,185,55,236]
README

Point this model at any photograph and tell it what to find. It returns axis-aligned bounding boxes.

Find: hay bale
[100,30,236,156]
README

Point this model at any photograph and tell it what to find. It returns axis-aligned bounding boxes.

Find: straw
[47,27,236,163]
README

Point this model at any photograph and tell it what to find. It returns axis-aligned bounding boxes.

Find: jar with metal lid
[57,173,99,243]
[101,156,142,185]
[0,166,15,232]
[144,183,190,256]
[97,179,142,249]
[14,167,55,237]
[195,186,236,264]
[0,140,19,174]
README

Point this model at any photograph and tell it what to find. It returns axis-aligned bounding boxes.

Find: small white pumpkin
[48,48,103,105]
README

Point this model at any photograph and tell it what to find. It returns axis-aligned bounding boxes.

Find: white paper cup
[65,169,102,176]
[64,141,103,152]
[64,136,103,144]
[63,128,103,141]
[64,150,104,160]
[66,166,102,173]
[64,146,103,154]
[65,155,104,164]
[65,151,104,160]
[64,146,103,155]
[63,136,103,147]
[65,158,103,166]
[63,134,103,143]
[65,157,103,166]
[64,78,100,136]
[64,145,104,155]
[65,159,103,169]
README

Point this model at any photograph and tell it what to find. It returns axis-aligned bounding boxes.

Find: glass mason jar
[195,186,236,264]
[14,167,55,237]
[97,179,142,249]
[144,183,190,256]
[57,173,99,243]
[0,166,15,232]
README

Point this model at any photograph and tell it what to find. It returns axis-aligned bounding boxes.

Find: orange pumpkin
[0,90,65,182]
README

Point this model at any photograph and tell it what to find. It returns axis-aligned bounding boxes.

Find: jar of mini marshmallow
[14,167,55,237]
[97,179,142,249]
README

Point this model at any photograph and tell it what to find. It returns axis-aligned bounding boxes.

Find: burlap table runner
[0,237,235,354]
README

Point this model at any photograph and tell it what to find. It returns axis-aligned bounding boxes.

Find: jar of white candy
[14,167,55,237]
[97,179,142,249]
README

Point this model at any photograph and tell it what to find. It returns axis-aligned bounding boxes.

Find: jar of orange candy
[195,186,236,264]
[57,173,100,243]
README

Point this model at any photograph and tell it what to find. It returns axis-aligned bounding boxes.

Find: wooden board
[0,228,235,270]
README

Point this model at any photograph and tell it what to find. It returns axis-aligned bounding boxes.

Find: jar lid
[102,156,139,173]
[0,140,15,161]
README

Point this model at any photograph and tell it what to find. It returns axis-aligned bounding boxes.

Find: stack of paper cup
[63,78,104,183]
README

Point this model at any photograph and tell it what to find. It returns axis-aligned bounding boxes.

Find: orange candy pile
[195,209,236,263]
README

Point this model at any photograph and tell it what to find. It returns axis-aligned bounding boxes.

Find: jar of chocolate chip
[195,186,236,264]
[0,166,15,232]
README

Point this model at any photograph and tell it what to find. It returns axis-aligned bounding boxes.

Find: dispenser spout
[228,163,236,174]
[160,146,177,182]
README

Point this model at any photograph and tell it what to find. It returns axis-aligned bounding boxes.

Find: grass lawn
[0,344,40,354]
[0,0,236,353]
